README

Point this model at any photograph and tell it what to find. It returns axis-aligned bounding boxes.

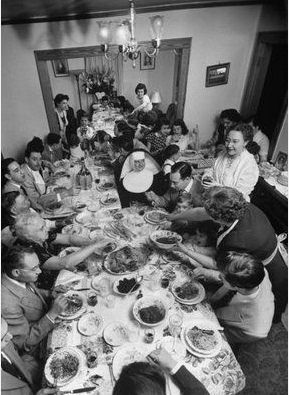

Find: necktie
[20,185,28,196]
[1,354,31,386]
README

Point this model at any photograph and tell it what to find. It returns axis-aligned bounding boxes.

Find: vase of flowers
[82,66,115,98]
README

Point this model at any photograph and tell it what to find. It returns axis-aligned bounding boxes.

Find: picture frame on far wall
[140,53,155,70]
[52,59,69,77]
[205,62,230,87]
[275,151,288,171]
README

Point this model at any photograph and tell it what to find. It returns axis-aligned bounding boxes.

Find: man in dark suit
[1,245,68,355]
[1,318,58,395]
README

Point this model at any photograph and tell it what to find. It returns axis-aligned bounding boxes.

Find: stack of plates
[144,210,168,225]
[181,321,222,358]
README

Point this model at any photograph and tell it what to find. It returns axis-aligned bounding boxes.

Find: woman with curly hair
[177,186,287,322]
[166,119,193,152]
[201,123,259,201]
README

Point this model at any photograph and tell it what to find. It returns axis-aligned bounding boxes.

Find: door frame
[34,37,191,133]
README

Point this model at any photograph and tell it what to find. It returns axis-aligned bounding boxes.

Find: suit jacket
[20,164,44,209]
[1,342,34,395]
[1,276,54,354]
[42,144,63,164]
[2,181,27,195]
[172,365,209,395]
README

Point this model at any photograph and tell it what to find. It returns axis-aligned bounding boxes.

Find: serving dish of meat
[113,277,141,295]
[133,297,167,326]
[171,280,205,305]
[103,246,149,275]
[144,210,168,225]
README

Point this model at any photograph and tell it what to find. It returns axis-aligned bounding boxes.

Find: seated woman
[146,118,171,155]
[13,212,108,289]
[113,347,209,395]
[166,119,193,152]
[131,83,152,115]
[176,186,288,323]
[42,133,63,164]
[207,251,274,344]
[117,149,166,208]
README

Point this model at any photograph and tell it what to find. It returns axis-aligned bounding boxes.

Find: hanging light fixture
[98,0,164,68]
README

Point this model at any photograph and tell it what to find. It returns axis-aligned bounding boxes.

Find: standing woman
[54,93,77,145]
[131,83,152,115]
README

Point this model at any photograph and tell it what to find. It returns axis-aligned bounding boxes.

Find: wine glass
[169,313,183,352]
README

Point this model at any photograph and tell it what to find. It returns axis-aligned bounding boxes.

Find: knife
[74,288,91,291]
[60,387,96,394]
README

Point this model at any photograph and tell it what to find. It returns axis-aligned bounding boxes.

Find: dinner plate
[181,321,223,358]
[159,336,187,360]
[144,210,168,225]
[75,212,98,227]
[103,322,131,347]
[77,312,103,336]
[44,347,86,386]
[112,343,149,379]
[171,280,206,305]
[42,206,75,219]
[100,195,118,206]
[58,291,87,320]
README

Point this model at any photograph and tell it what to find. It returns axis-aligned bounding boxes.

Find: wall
[272,110,288,161]
[2,4,283,159]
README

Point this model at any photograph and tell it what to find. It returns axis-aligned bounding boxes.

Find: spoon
[126,276,143,297]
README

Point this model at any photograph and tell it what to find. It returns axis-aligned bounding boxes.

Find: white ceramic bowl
[133,296,167,327]
[150,230,182,250]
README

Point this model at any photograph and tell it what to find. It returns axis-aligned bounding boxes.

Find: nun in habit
[117,150,167,208]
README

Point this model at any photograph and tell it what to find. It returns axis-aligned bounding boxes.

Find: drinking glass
[144,328,155,344]
[169,313,183,352]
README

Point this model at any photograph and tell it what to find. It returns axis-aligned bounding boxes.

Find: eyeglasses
[20,265,40,272]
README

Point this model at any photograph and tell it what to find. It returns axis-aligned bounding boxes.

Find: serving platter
[103,322,131,347]
[58,291,87,320]
[103,246,148,275]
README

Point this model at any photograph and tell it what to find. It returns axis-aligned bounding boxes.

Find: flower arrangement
[82,66,115,96]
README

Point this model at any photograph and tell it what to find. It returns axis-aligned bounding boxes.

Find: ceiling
[2,0,276,25]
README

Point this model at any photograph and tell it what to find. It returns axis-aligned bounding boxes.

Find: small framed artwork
[52,59,69,77]
[140,53,155,70]
[205,63,230,87]
[275,151,288,171]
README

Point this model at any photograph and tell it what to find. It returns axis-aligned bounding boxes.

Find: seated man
[21,137,71,211]
[194,251,274,344]
[1,246,68,354]
[245,114,270,162]
[146,161,201,212]
[2,158,27,195]
[1,318,58,395]
[42,133,63,164]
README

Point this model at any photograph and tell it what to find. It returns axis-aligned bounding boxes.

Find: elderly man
[1,245,68,354]
[1,318,58,395]
[146,161,200,212]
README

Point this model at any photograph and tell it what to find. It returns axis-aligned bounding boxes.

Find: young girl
[162,144,180,175]
[68,134,84,161]
[166,119,193,152]
[147,119,171,155]
[131,83,152,114]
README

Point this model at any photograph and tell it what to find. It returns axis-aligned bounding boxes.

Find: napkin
[54,269,84,287]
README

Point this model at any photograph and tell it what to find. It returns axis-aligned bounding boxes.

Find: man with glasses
[1,245,68,355]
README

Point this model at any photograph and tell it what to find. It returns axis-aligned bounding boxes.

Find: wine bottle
[76,157,92,190]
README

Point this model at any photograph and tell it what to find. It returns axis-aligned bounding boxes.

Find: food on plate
[102,182,114,189]
[174,281,200,300]
[62,294,83,317]
[117,277,140,294]
[156,236,178,245]
[46,202,62,211]
[113,212,124,220]
[104,197,117,204]
[186,326,218,351]
[50,352,79,381]
[139,305,165,324]
[110,221,134,241]
[105,246,149,274]
[102,242,116,254]
[146,211,168,222]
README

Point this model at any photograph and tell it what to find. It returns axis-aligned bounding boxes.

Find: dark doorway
[256,43,287,140]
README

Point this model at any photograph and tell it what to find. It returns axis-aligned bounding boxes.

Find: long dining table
[44,156,245,395]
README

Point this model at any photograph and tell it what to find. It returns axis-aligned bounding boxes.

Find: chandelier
[98,0,164,68]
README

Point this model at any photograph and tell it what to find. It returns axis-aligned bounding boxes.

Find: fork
[105,354,115,386]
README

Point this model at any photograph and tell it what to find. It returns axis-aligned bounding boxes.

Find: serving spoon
[126,275,143,297]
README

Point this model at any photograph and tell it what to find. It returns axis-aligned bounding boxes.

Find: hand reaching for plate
[148,347,178,372]
[48,295,69,320]
[193,267,222,283]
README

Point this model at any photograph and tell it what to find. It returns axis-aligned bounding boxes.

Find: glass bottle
[76,157,92,190]
[193,124,200,151]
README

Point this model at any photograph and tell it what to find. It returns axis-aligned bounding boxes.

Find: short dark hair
[163,144,180,160]
[118,135,134,153]
[173,119,189,135]
[3,245,36,276]
[25,137,44,157]
[141,111,158,127]
[68,133,80,147]
[54,93,69,107]
[47,133,61,146]
[229,123,253,143]
[245,114,262,128]
[2,191,21,215]
[113,362,166,395]
[220,109,241,123]
[246,141,260,156]
[216,250,265,289]
[203,186,247,223]
[171,161,192,179]
[101,96,109,102]
[2,158,15,186]
[97,130,111,144]
[135,83,147,95]
[194,220,219,246]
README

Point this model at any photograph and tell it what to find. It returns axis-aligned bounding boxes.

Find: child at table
[146,119,171,155]
[68,134,84,162]
[162,144,181,175]
[91,130,112,153]
[76,113,95,142]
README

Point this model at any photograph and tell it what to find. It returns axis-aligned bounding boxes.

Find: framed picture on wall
[52,59,69,77]
[275,151,288,171]
[205,62,230,87]
[140,53,155,70]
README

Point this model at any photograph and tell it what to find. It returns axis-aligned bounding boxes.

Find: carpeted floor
[236,322,288,395]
